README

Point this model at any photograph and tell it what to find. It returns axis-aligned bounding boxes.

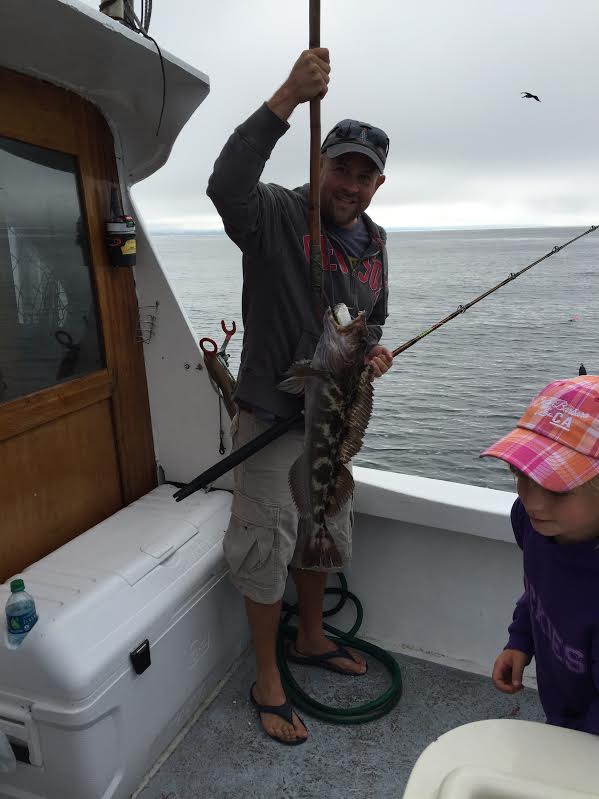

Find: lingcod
[278,303,374,568]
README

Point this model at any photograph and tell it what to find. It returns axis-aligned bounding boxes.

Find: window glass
[0,136,104,403]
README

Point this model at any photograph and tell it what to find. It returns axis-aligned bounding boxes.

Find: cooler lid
[27,486,229,586]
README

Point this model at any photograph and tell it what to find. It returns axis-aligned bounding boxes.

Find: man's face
[319,153,385,228]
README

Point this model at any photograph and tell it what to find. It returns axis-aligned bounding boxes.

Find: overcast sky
[82,0,599,231]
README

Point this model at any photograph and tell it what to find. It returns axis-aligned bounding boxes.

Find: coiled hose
[276,573,403,724]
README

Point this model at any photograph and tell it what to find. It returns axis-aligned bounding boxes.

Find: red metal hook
[199,337,218,358]
[219,320,237,357]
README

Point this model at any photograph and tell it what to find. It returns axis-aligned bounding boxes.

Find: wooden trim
[0,70,83,155]
[75,98,157,503]
[0,371,113,442]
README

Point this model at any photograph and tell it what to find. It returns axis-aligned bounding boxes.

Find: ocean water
[152,226,599,492]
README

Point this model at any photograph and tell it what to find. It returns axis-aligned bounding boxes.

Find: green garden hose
[276,573,403,724]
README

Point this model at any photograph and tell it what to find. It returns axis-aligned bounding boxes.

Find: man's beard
[321,195,359,227]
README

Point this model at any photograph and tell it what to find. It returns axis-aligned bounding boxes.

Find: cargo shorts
[223,410,353,604]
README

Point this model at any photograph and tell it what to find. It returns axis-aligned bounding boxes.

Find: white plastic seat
[402,719,599,799]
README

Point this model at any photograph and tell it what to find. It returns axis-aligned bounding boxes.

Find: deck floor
[137,647,544,799]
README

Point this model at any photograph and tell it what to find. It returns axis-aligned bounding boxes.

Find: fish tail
[299,517,342,569]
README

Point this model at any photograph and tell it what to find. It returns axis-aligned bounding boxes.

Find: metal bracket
[137,301,159,344]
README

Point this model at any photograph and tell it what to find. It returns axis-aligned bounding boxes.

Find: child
[482,375,599,735]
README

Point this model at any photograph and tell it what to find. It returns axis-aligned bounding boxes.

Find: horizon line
[147,223,592,235]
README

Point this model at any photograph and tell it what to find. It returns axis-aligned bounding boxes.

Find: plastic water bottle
[5,579,38,647]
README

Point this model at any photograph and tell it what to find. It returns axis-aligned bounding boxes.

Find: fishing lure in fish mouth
[278,303,374,568]
[332,303,353,327]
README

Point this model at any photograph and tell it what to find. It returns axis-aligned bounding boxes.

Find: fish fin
[276,376,305,395]
[277,361,330,395]
[300,520,343,569]
[296,516,313,561]
[289,454,311,514]
[339,371,374,463]
[325,464,354,516]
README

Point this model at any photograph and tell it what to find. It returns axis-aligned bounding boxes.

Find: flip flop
[249,683,308,746]
[287,642,368,676]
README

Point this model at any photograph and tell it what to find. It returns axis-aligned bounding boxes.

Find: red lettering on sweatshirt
[333,248,349,274]
[357,258,372,284]
[302,236,382,290]
[370,258,382,292]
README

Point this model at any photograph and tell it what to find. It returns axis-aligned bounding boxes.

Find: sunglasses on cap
[321,119,390,173]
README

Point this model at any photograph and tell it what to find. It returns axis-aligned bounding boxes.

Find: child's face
[512,468,599,543]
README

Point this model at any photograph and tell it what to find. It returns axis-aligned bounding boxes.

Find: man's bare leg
[246,597,308,741]
[290,569,366,673]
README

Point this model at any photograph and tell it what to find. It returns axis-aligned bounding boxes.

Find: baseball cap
[481,376,599,493]
[321,119,389,174]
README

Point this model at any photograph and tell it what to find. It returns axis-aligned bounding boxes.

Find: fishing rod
[174,223,598,501]
[308,0,324,321]
[172,412,303,502]
[392,224,598,358]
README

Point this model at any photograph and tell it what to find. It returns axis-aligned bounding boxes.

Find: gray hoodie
[207,103,390,419]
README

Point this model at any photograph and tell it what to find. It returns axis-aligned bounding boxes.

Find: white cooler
[0,485,248,799]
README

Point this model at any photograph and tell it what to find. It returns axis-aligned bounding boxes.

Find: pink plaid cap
[481,376,599,492]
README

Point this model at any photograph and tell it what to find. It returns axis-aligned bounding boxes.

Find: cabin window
[0,136,104,404]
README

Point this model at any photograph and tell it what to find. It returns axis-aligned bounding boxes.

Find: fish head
[321,304,368,368]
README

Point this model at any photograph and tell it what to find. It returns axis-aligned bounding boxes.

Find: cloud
[82,0,599,230]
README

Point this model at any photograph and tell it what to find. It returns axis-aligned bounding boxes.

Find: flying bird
[521,91,541,102]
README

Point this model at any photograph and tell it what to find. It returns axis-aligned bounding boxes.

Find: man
[207,48,393,745]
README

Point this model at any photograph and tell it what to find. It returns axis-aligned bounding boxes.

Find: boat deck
[136,648,544,799]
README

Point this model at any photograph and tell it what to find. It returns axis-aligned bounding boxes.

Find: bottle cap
[10,579,24,593]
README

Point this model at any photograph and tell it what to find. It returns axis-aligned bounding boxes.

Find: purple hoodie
[507,498,599,734]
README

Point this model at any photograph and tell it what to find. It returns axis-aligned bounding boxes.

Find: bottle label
[6,610,38,636]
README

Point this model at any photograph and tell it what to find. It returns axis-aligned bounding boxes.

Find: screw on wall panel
[184,363,190,370]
